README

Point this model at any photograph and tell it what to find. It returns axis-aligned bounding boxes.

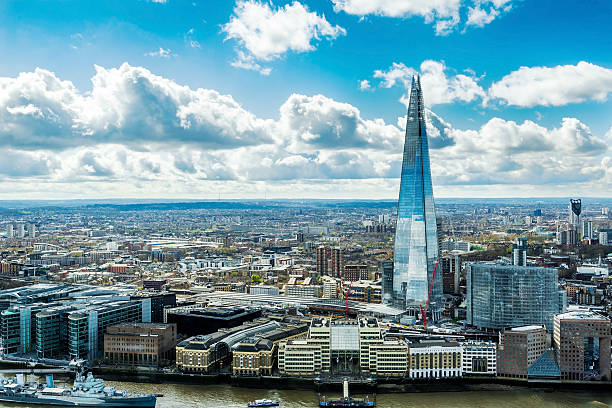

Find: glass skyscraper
[466,263,566,331]
[390,76,441,310]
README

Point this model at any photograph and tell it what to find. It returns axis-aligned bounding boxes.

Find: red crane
[419,258,439,331]
[344,281,354,317]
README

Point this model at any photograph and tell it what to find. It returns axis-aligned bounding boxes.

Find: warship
[0,372,156,407]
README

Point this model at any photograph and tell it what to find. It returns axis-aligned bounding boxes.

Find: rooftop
[508,325,546,332]
[555,311,609,321]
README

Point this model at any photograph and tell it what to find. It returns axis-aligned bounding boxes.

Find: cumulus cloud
[488,61,612,107]
[223,0,345,74]
[359,80,371,91]
[0,64,609,198]
[331,0,513,35]
[373,60,485,106]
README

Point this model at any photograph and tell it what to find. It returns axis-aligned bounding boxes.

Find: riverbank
[90,367,612,394]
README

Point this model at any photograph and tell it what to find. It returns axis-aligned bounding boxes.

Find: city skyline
[0,0,611,199]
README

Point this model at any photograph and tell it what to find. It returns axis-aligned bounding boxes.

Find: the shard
[390,76,441,311]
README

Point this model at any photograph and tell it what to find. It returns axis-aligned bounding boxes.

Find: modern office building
[408,340,462,379]
[380,261,393,303]
[460,341,497,376]
[466,263,565,331]
[553,311,611,381]
[321,276,338,299]
[390,76,441,311]
[582,219,593,240]
[249,285,280,296]
[497,325,546,378]
[166,306,262,337]
[67,300,143,361]
[441,254,461,295]
[104,322,177,366]
[278,318,408,377]
[130,292,176,324]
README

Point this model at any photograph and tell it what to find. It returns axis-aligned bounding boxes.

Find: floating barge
[318,379,375,407]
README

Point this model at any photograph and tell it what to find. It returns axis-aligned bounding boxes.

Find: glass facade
[391,76,440,309]
[466,263,566,331]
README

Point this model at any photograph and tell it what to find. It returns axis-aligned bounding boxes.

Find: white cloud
[331,0,513,35]
[144,47,174,58]
[0,64,610,198]
[230,51,272,76]
[488,61,612,107]
[359,79,371,91]
[223,0,345,73]
[373,60,485,106]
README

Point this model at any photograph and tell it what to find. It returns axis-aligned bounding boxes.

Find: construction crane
[344,280,354,317]
[419,258,439,331]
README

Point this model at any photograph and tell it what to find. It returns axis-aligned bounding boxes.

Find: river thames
[51,381,612,408]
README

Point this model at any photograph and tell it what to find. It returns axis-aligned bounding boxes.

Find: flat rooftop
[555,311,609,321]
[509,325,546,332]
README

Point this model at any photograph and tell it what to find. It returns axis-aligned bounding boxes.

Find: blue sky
[0,0,611,199]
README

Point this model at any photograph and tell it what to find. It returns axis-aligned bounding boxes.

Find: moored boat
[247,398,280,407]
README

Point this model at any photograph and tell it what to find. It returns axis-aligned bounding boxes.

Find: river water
[80,381,612,408]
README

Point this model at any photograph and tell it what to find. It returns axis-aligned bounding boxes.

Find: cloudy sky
[0,0,611,199]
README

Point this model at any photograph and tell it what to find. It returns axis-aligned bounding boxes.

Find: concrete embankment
[91,367,612,393]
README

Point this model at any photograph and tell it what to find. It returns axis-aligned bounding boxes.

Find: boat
[318,379,375,408]
[247,398,280,407]
[0,372,156,407]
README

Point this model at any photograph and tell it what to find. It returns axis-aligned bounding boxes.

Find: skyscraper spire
[388,75,441,311]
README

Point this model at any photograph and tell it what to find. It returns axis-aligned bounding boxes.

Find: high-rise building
[390,76,440,311]
[315,245,329,275]
[27,224,36,239]
[497,325,547,378]
[582,219,593,240]
[6,224,13,238]
[569,198,581,234]
[512,236,527,266]
[16,224,25,239]
[330,247,344,277]
[553,311,611,381]
[466,263,566,331]
[380,261,393,304]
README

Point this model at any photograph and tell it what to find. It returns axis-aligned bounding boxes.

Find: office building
[321,277,338,299]
[391,76,440,311]
[512,236,527,266]
[569,199,581,231]
[408,340,462,379]
[278,318,408,377]
[285,284,321,298]
[6,224,13,238]
[131,292,176,324]
[497,325,546,378]
[380,261,393,304]
[553,311,611,381]
[250,285,280,296]
[104,323,177,366]
[166,307,262,337]
[346,282,382,304]
[461,341,496,376]
[466,263,565,331]
[67,300,143,361]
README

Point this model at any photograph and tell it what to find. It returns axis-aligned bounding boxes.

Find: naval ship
[0,372,156,407]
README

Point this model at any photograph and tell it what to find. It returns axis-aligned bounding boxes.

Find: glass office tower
[391,76,441,310]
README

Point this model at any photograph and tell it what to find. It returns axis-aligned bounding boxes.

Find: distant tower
[6,223,14,238]
[582,220,593,240]
[390,76,440,311]
[569,199,581,228]
[16,224,25,238]
[512,236,527,266]
[316,245,329,275]
[28,224,36,239]
[330,247,344,278]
